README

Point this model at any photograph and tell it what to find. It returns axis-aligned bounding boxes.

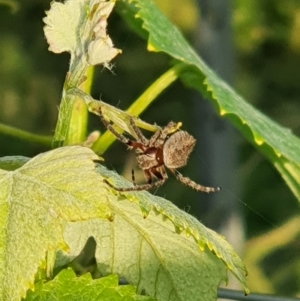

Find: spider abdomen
[163,131,196,168]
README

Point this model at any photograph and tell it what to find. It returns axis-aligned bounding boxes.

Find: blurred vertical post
[194,0,244,267]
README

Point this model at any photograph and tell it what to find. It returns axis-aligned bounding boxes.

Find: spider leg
[131,168,150,186]
[148,128,164,147]
[169,169,221,193]
[151,165,168,182]
[129,118,149,145]
[103,178,165,192]
[131,169,136,185]
[99,108,147,151]
[150,121,178,147]
[104,167,167,192]
[99,107,130,144]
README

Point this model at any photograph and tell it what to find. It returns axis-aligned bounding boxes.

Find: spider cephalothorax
[99,108,220,193]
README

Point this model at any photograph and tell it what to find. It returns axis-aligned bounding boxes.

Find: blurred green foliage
[233,1,300,295]
[233,0,300,243]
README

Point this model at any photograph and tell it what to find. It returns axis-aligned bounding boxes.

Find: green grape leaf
[0,146,248,301]
[118,0,300,202]
[43,0,121,67]
[0,146,111,301]
[62,216,227,301]
[25,269,155,301]
[59,161,249,301]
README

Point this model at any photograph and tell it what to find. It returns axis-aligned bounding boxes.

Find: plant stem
[218,288,300,301]
[92,63,186,154]
[52,59,89,148]
[0,123,52,147]
[126,63,186,116]
[64,66,94,146]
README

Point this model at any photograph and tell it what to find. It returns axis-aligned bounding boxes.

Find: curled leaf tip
[43,0,120,68]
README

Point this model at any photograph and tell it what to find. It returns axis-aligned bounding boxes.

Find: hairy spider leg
[128,118,178,148]
[99,108,130,145]
[99,109,145,150]
[104,174,166,191]
[150,121,178,148]
[151,165,168,182]
[131,168,152,186]
[99,108,151,151]
[131,169,136,185]
[104,165,168,192]
[130,168,150,187]
[129,117,149,145]
[169,168,221,193]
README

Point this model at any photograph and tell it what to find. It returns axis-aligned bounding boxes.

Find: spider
[99,108,221,193]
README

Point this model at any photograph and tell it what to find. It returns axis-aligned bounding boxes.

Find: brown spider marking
[99,108,221,193]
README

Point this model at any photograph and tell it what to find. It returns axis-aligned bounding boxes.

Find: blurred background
[0,0,299,297]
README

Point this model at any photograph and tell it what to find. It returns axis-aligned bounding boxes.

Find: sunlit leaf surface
[0,146,248,301]
[43,0,120,66]
[0,146,110,301]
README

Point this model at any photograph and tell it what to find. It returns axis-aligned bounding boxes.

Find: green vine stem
[92,63,186,154]
[52,59,91,148]
[64,66,95,146]
[0,123,52,147]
